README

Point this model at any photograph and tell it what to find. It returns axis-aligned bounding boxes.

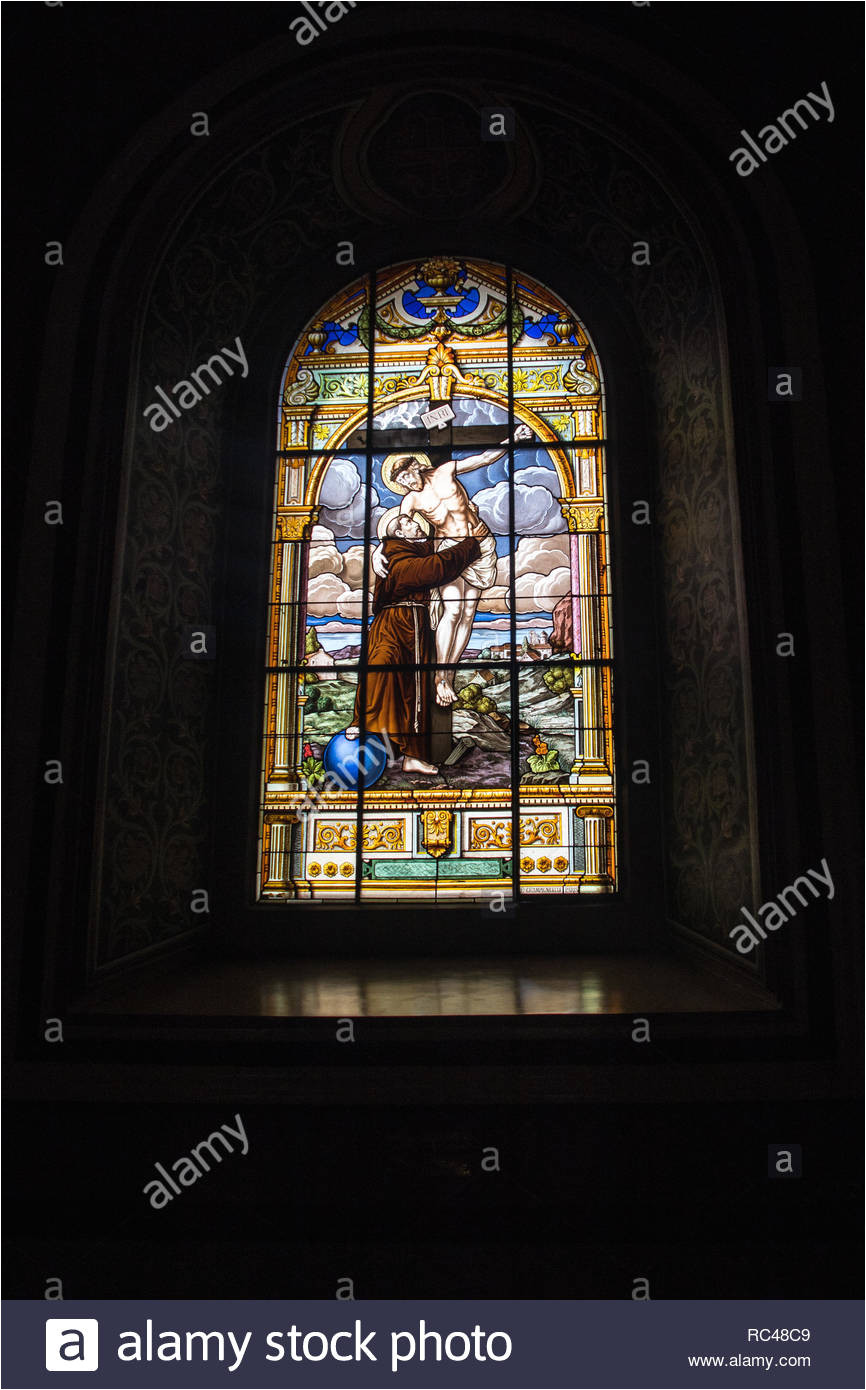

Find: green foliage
[543,666,571,695]
[301,755,326,787]
[457,682,499,716]
[301,675,359,744]
[527,747,561,774]
[526,731,561,775]
[305,627,320,655]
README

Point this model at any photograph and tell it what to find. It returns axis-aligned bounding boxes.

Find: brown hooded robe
[353,533,481,759]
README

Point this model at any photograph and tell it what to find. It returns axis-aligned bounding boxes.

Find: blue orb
[323,730,389,790]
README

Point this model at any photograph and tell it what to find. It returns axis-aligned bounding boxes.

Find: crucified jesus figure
[374,422,533,705]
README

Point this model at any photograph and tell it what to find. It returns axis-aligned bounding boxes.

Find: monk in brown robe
[346,514,481,774]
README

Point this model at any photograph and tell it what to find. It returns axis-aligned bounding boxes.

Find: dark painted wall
[6,3,860,1019]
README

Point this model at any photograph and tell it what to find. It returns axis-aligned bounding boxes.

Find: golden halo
[376,506,431,542]
[381,452,431,497]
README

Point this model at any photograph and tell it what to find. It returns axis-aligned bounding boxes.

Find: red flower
[303,743,313,759]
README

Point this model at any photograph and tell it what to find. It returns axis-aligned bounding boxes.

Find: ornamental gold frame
[258,260,617,901]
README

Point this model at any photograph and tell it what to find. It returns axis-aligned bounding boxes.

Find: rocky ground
[301,675,358,747]
[301,665,575,787]
[376,726,538,791]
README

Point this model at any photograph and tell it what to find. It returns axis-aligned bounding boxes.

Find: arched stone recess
[73,41,803,973]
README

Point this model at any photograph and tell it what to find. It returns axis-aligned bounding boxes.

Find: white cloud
[473,617,513,631]
[373,400,425,433]
[308,537,368,584]
[308,542,342,578]
[515,484,563,534]
[340,544,367,588]
[481,536,570,605]
[306,513,372,615]
[473,470,564,536]
[318,457,382,538]
[319,457,360,511]
[479,582,510,614]
[472,481,509,533]
[479,535,572,615]
[309,479,571,619]
[514,464,561,492]
[492,554,510,587]
[321,490,378,539]
[453,398,509,428]
[307,572,368,619]
[516,565,571,613]
[514,533,570,578]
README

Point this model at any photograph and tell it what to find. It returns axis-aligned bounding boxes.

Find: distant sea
[313,616,554,654]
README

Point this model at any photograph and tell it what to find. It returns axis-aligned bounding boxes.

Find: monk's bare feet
[436,677,458,706]
[403,756,438,774]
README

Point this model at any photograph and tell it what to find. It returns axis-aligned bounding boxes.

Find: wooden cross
[346,418,510,763]
[343,423,508,452]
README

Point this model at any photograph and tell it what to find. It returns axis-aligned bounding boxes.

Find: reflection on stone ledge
[81,955,778,1018]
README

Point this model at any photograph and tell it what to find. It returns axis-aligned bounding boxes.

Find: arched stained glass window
[257,257,617,903]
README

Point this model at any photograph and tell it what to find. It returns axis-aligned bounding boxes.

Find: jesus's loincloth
[429,531,497,631]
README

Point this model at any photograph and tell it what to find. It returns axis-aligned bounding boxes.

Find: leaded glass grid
[257,258,617,903]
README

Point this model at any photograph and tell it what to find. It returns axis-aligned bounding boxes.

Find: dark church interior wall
[4,3,861,1301]
[14,33,806,984]
[8,8,859,999]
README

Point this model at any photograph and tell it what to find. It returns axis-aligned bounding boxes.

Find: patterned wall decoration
[95,83,754,965]
[520,106,754,940]
[97,117,350,966]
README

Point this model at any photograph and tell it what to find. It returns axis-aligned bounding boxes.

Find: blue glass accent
[402,281,479,321]
[401,286,434,321]
[522,312,560,341]
[323,731,389,790]
[303,320,360,355]
[521,311,581,346]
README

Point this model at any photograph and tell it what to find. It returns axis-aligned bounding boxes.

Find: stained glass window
[257,258,617,902]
